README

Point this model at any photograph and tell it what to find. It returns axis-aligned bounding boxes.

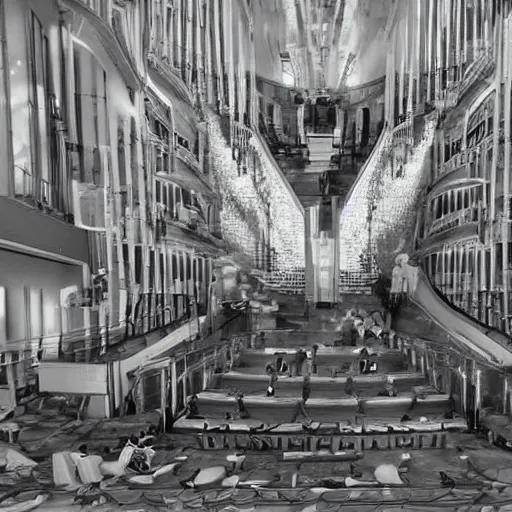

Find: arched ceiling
[282,0,394,91]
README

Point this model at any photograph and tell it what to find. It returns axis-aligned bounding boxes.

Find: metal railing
[14,165,33,199]
[428,207,477,236]
[175,145,201,174]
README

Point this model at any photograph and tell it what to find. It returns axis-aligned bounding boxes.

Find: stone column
[503,15,511,329]
[436,0,442,99]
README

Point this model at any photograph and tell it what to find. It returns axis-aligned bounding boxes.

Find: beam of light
[339,118,437,277]
[206,110,305,282]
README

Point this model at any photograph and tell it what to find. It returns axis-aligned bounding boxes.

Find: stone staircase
[173,331,469,452]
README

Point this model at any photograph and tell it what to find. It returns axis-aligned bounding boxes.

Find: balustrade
[176,145,201,174]
[78,0,109,21]
[428,207,476,237]
[440,151,466,176]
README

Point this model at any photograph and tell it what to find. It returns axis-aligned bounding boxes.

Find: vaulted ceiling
[283,0,394,91]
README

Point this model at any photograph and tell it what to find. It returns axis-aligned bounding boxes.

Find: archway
[361,107,371,148]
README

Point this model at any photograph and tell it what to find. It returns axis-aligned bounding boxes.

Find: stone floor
[4,424,512,511]
[5,309,512,511]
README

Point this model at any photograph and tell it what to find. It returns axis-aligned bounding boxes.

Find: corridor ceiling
[283,0,394,91]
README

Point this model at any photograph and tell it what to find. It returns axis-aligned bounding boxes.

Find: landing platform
[194,391,449,423]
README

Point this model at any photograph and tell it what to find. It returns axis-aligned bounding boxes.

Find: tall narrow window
[30,13,50,203]
[74,44,108,186]
[5,0,34,198]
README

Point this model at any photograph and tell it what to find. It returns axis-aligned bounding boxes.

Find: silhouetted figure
[378,377,398,397]
[276,353,289,373]
[311,344,319,374]
[235,392,250,419]
[302,375,311,402]
[290,399,312,423]
[292,349,307,377]
[125,391,137,416]
[186,395,204,419]
[358,348,371,374]
[266,363,278,396]
[345,376,365,414]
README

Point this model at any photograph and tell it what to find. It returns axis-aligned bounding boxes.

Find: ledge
[0,196,90,265]
[147,54,194,108]
[61,0,141,90]
[419,222,479,251]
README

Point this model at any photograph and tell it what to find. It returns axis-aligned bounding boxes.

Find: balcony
[459,47,495,101]
[177,204,199,230]
[61,0,139,89]
[77,0,109,20]
[427,207,477,238]
[420,222,479,251]
[155,204,224,248]
[439,151,466,178]
[147,52,194,107]
[71,181,106,231]
[175,145,201,175]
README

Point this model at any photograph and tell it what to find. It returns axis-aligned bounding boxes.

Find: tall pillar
[462,0,468,64]
[204,0,212,104]
[435,0,442,100]
[473,0,479,59]
[195,0,203,99]
[503,15,511,330]
[454,245,459,302]
[176,0,182,71]
[225,0,235,115]
[427,0,435,101]
[185,0,193,87]
[489,12,503,294]
[416,0,423,107]
[456,0,462,74]
[446,0,452,84]
[398,22,405,118]
[213,0,224,108]
[407,1,415,113]
[441,246,446,293]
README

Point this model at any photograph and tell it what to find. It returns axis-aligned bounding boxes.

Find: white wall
[118,316,205,400]
[38,362,108,394]
[0,250,84,347]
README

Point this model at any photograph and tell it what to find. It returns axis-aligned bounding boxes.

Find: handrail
[409,267,512,369]
[341,123,388,211]
[252,130,305,217]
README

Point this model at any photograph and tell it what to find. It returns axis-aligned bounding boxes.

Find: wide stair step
[194,391,449,423]
[255,331,346,347]
[172,331,471,452]
[238,347,408,375]
[210,371,426,398]
[174,415,468,452]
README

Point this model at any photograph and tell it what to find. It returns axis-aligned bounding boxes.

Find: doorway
[361,107,370,148]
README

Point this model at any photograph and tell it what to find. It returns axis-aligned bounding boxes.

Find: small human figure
[311,344,319,374]
[266,363,278,396]
[302,375,311,402]
[345,376,365,414]
[344,376,359,398]
[358,348,371,374]
[294,349,308,377]
[290,398,311,423]
[276,353,289,373]
[235,392,250,419]
[185,395,204,419]
[378,376,398,397]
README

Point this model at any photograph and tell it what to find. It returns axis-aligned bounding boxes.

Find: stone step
[173,416,468,451]
[237,348,408,376]
[255,330,343,347]
[174,416,468,435]
[193,391,449,423]
[338,293,383,313]
[211,371,426,398]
